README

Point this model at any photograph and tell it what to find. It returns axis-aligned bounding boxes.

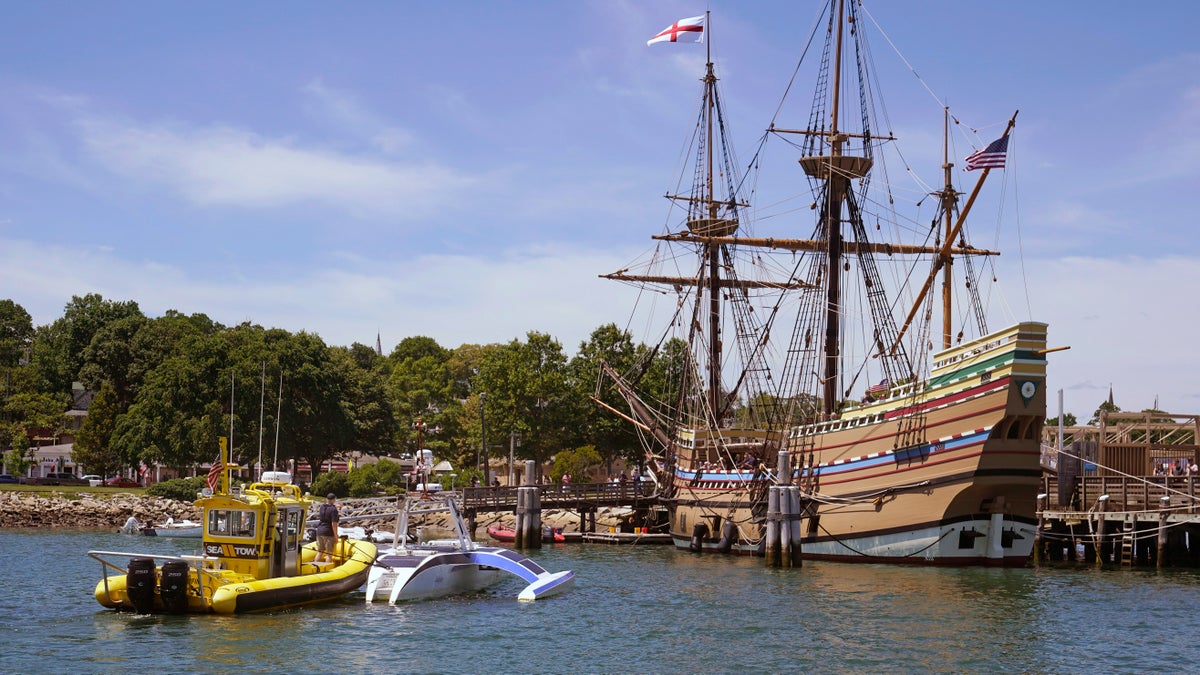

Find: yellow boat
[90,438,376,614]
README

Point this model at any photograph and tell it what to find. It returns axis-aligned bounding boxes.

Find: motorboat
[365,494,574,603]
[128,516,203,538]
[90,441,376,614]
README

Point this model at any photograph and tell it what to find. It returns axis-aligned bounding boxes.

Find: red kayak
[487,524,564,543]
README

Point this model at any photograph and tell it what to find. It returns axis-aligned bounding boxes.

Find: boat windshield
[207,509,257,538]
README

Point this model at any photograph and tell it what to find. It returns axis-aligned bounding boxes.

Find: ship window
[1007,420,1020,439]
[208,509,257,538]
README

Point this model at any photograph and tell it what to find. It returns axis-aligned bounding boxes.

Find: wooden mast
[819,0,848,417]
[889,111,1019,355]
[702,10,722,422]
[940,107,957,349]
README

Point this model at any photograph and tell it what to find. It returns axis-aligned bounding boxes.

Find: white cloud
[73,116,475,219]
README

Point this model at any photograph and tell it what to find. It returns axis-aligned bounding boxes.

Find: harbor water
[4,529,1200,673]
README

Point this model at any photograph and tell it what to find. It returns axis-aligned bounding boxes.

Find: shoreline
[0,491,199,530]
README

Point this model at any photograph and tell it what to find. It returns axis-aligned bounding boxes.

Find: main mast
[797,0,872,415]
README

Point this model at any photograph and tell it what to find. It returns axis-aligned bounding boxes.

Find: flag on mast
[207,454,223,492]
[964,135,1008,171]
[647,15,705,46]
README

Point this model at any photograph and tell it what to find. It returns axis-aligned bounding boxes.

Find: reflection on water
[6,530,1200,673]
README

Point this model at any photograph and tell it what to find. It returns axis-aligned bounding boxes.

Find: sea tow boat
[365,494,574,603]
[598,6,1060,565]
[90,438,376,614]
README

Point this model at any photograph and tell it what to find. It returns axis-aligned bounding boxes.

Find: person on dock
[315,493,340,563]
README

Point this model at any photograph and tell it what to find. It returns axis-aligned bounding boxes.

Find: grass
[0,484,146,498]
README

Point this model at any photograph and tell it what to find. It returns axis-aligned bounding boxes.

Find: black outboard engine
[125,558,158,613]
[689,523,710,553]
[159,561,190,613]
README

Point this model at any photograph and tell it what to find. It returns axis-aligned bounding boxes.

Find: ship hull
[665,322,1047,566]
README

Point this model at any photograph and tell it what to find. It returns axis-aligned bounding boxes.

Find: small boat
[487,523,565,543]
[365,494,574,603]
[90,439,376,614]
[139,517,204,538]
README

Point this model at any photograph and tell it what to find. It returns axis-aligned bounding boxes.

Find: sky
[2,1,1198,421]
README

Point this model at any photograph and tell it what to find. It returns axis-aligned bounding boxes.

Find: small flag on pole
[964,135,1008,171]
[207,455,223,492]
[647,15,705,46]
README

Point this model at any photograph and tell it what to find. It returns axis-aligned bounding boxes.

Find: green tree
[0,299,33,369]
[1089,398,1121,425]
[476,332,577,481]
[387,336,454,455]
[1046,412,1078,427]
[71,382,122,479]
[571,324,642,472]
[29,294,142,394]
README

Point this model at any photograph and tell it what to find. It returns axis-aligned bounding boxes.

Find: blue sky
[2,1,1198,419]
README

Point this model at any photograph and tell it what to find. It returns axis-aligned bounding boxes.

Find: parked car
[49,472,89,486]
[81,474,103,487]
[0,474,16,484]
[104,477,141,488]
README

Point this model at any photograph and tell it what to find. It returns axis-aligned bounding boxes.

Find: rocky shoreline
[0,491,629,534]
[0,491,199,530]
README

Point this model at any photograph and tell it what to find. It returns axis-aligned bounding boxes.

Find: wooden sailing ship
[598,3,1055,565]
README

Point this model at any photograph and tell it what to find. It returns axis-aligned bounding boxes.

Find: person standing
[315,493,339,563]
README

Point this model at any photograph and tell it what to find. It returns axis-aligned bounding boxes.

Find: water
[4,530,1200,674]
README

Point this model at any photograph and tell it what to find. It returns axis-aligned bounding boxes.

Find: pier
[1037,411,1200,566]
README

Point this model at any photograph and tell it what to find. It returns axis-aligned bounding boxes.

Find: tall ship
[599,3,1054,565]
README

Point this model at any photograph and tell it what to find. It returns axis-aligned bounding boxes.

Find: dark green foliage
[310,471,351,499]
[146,476,207,502]
[347,458,409,497]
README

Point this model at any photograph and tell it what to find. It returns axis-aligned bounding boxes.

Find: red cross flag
[647,15,705,46]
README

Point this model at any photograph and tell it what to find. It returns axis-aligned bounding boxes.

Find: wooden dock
[1038,411,1200,566]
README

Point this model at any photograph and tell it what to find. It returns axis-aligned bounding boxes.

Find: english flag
[647,15,705,46]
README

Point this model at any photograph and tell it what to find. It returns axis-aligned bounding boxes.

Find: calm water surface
[3,529,1200,673]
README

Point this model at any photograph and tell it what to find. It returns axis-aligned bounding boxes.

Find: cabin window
[208,509,257,538]
[286,511,302,551]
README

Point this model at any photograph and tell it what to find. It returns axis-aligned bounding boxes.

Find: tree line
[0,294,677,483]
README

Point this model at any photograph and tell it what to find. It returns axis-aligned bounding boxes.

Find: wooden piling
[764,486,781,567]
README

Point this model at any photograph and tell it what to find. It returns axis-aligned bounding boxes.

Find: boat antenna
[257,360,266,481]
[272,373,283,473]
[229,371,236,466]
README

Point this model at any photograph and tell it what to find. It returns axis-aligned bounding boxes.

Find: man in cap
[314,492,340,563]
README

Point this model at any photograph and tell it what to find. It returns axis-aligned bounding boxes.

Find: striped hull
[667,321,1047,566]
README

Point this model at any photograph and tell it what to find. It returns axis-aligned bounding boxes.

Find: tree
[29,294,143,394]
[0,299,33,369]
[72,382,122,479]
[386,336,454,455]
[1046,413,1078,427]
[1089,398,1121,426]
[571,324,642,472]
[475,332,577,480]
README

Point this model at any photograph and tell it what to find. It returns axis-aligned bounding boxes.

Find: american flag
[965,135,1008,171]
[206,455,223,492]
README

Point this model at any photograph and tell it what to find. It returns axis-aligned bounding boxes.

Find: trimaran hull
[665,322,1047,566]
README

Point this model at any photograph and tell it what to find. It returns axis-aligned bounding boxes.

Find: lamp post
[449,473,457,491]
[413,418,428,490]
[479,392,489,486]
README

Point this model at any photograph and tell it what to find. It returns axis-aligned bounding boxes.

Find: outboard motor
[688,523,709,553]
[125,558,158,614]
[159,561,190,613]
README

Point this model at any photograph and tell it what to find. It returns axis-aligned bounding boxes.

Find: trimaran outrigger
[598,2,1062,565]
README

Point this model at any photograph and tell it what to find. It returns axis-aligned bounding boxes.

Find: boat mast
[702,10,722,422]
[939,107,957,349]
